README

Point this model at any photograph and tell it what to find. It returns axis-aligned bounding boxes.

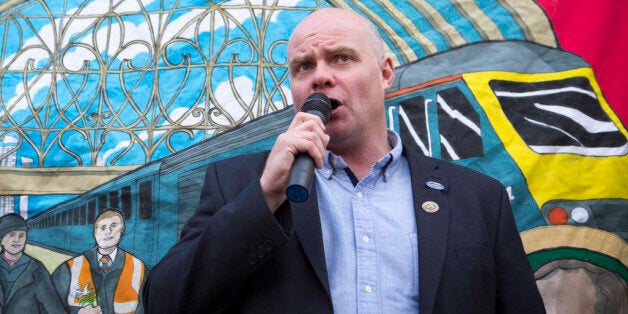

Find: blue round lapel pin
[426,181,445,190]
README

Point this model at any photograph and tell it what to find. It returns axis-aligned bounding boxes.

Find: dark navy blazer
[143,146,545,313]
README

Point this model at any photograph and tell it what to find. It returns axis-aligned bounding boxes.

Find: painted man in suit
[0,213,66,313]
[52,209,145,314]
[143,8,545,313]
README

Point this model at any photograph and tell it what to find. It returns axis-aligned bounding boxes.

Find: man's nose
[311,64,334,90]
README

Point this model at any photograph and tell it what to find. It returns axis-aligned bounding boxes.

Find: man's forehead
[295,8,365,31]
[289,28,365,59]
[290,10,366,44]
[97,216,122,225]
[290,40,356,57]
[6,230,26,234]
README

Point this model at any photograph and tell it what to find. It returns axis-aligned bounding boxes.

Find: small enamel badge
[422,201,440,213]
[425,181,445,190]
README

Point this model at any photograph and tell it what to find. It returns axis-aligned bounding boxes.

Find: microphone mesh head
[302,92,331,123]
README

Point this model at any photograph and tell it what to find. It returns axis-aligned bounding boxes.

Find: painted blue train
[27,108,295,268]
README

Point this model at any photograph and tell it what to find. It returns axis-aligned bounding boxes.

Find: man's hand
[78,305,103,314]
[260,112,330,212]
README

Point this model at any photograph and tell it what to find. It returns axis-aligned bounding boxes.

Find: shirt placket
[353,183,380,313]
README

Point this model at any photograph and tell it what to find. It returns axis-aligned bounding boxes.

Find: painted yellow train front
[385,41,627,292]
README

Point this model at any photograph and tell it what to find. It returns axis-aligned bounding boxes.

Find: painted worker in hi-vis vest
[52,209,146,314]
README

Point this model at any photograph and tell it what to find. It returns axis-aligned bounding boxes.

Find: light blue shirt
[316,130,419,313]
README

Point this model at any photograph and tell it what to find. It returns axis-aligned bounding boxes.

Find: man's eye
[298,64,312,72]
[338,55,351,63]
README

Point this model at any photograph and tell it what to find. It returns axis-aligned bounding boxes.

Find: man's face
[1,230,26,255]
[94,215,123,250]
[287,10,394,152]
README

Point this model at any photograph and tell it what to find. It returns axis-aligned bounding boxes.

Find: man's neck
[98,246,117,256]
[330,134,393,181]
[2,251,23,266]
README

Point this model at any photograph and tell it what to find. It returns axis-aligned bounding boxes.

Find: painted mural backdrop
[0,0,625,313]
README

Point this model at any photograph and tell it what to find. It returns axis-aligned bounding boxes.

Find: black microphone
[286,92,332,202]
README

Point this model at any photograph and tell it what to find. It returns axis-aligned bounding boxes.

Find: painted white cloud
[96,129,165,166]
[161,76,256,127]
[2,1,295,124]
[2,136,19,144]
[67,0,154,17]
[169,104,205,127]
[1,0,158,69]
[95,73,291,166]
[97,140,130,166]
[225,0,296,22]
[216,76,253,121]
[3,0,288,71]
[0,73,52,119]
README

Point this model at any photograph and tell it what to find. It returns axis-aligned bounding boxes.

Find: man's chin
[97,243,118,250]
[6,248,23,254]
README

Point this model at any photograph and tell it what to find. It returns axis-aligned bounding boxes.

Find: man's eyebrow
[323,45,357,56]
[288,55,307,67]
[289,46,358,65]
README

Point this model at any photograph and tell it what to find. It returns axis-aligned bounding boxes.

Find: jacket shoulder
[208,151,269,171]
[404,146,505,191]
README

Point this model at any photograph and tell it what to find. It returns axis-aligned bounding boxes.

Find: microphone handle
[284,92,330,203]
[286,153,316,202]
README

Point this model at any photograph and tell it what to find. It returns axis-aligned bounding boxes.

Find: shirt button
[365,285,372,293]
[356,192,363,198]
[362,235,369,243]
[247,254,258,264]
[325,169,331,175]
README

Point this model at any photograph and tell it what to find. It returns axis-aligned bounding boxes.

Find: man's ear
[381,56,395,90]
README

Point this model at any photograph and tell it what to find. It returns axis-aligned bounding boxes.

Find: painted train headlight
[542,200,627,241]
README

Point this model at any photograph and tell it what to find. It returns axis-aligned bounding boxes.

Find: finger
[289,112,326,130]
[287,128,328,164]
[279,129,328,161]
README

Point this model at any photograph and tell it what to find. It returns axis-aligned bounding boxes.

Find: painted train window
[397,86,483,161]
[87,200,96,223]
[139,181,153,219]
[98,194,108,211]
[109,191,119,209]
[490,77,628,156]
[121,186,132,220]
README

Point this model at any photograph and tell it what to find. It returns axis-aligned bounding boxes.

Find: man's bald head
[288,8,385,61]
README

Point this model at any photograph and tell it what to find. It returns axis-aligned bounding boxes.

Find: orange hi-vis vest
[67,251,145,313]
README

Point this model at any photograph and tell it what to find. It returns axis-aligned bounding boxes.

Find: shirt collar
[1,253,29,268]
[98,247,118,261]
[319,130,404,182]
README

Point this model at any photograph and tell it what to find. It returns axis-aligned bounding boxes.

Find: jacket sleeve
[142,154,293,313]
[31,259,68,314]
[493,185,546,313]
[50,262,71,312]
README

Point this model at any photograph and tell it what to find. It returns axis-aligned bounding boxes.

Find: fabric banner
[0,1,625,312]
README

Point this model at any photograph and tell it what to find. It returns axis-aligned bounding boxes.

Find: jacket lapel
[6,258,35,302]
[405,148,450,314]
[290,184,331,298]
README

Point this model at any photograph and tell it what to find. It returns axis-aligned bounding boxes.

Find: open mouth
[329,98,340,110]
